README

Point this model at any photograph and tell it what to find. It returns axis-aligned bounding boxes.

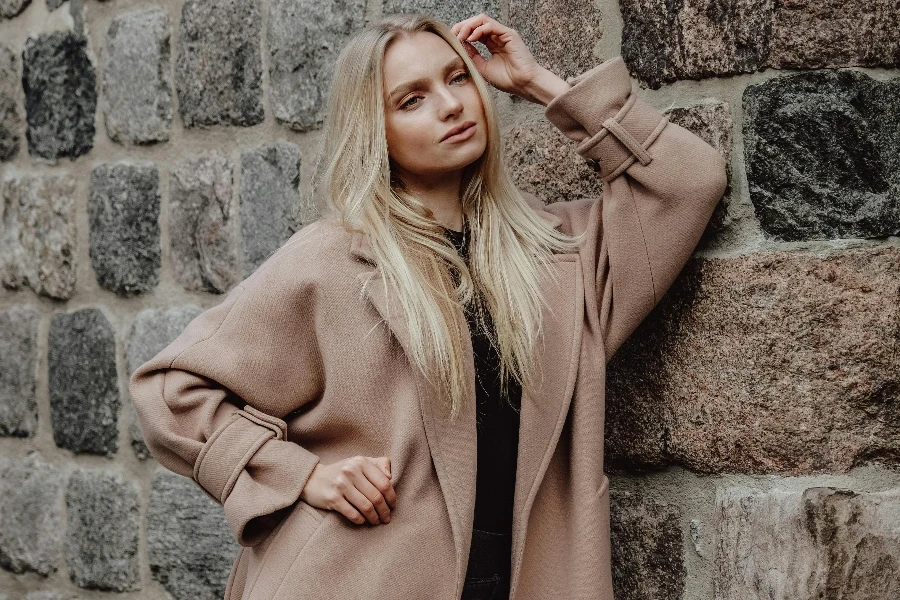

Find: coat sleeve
[128,265,325,547]
[543,56,728,362]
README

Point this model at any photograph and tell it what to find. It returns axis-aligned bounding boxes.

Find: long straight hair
[307,13,586,421]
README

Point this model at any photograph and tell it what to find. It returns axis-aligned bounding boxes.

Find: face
[382,31,487,189]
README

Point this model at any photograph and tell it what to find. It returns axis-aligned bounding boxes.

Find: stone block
[64,469,140,591]
[240,140,301,274]
[606,248,900,475]
[0,304,40,437]
[268,0,365,131]
[383,0,499,32]
[716,485,900,599]
[503,118,602,204]
[509,0,602,82]
[0,453,64,576]
[0,172,77,299]
[619,0,900,89]
[147,469,240,600]
[169,150,240,293]
[744,69,899,241]
[48,308,119,455]
[88,162,161,296]
[610,489,685,600]
[101,7,172,144]
[175,0,263,128]
[22,31,96,160]
[125,304,203,459]
[0,43,21,161]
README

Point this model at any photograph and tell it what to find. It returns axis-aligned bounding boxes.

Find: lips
[441,121,476,142]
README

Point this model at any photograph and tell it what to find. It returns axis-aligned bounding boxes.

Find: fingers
[335,456,396,526]
[452,14,506,44]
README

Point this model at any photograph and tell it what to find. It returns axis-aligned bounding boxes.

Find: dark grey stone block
[175,0,263,128]
[0,172,78,299]
[744,69,900,241]
[147,469,240,600]
[267,0,366,131]
[88,162,161,296]
[611,489,685,600]
[0,452,65,576]
[65,469,140,591]
[169,151,240,293]
[0,304,40,437]
[22,31,97,160]
[47,308,119,455]
[101,7,172,144]
[240,140,301,274]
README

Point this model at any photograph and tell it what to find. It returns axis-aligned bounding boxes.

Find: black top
[442,218,522,536]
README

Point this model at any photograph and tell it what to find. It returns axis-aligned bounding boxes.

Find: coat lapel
[348,209,583,598]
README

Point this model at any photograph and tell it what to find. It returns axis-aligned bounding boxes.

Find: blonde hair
[307,13,586,421]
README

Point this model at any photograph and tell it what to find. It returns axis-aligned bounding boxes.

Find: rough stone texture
[0,453,65,576]
[240,140,301,274]
[101,7,172,144]
[175,0,263,128]
[619,0,900,90]
[125,304,204,460]
[0,44,21,161]
[0,172,77,299]
[169,151,240,293]
[605,247,900,475]
[610,490,685,600]
[383,0,499,31]
[503,118,603,203]
[48,308,119,455]
[503,100,732,217]
[22,31,97,160]
[744,69,900,242]
[88,162,161,296]
[268,0,366,132]
[64,470,140,591]
[147,469,241,600]
[0,0,30,19]
[0,304,40,437]
[716,486,900,599]
[508,0,602,82]
[24,593,80,600]
[664,101,733,250]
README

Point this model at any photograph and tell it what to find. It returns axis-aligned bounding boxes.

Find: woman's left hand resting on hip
[451,14,571,106]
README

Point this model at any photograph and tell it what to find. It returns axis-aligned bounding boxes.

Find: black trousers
[461,528,512,600]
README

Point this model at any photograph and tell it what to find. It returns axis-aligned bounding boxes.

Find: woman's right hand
[299,456,396,525]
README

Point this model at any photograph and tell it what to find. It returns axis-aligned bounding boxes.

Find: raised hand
[451,14,571,106]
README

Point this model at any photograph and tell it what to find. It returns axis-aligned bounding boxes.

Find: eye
[400,96,421,109]
[451,71,469,83]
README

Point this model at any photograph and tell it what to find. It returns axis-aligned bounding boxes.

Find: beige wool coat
[130,55,728,600]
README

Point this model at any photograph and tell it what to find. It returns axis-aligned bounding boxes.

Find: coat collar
[348,206,581,599]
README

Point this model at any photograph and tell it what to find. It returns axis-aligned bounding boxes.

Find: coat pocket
[241,500,328,600]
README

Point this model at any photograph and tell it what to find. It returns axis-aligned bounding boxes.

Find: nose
[436,86,464,119]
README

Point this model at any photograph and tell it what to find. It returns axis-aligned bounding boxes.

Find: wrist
[521,67,571,106]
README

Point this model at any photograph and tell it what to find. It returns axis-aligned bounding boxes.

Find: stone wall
[0,0,897,598]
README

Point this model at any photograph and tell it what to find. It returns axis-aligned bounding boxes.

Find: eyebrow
[387,56,466,103]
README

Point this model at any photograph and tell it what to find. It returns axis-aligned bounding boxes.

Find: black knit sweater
[442,218,522,536]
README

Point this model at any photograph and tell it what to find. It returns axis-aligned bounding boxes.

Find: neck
[398,169,464,232]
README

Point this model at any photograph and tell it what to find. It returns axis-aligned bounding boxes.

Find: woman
[130,12,727,600]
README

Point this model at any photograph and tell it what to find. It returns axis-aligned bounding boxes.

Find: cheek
[386,115,436,162]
